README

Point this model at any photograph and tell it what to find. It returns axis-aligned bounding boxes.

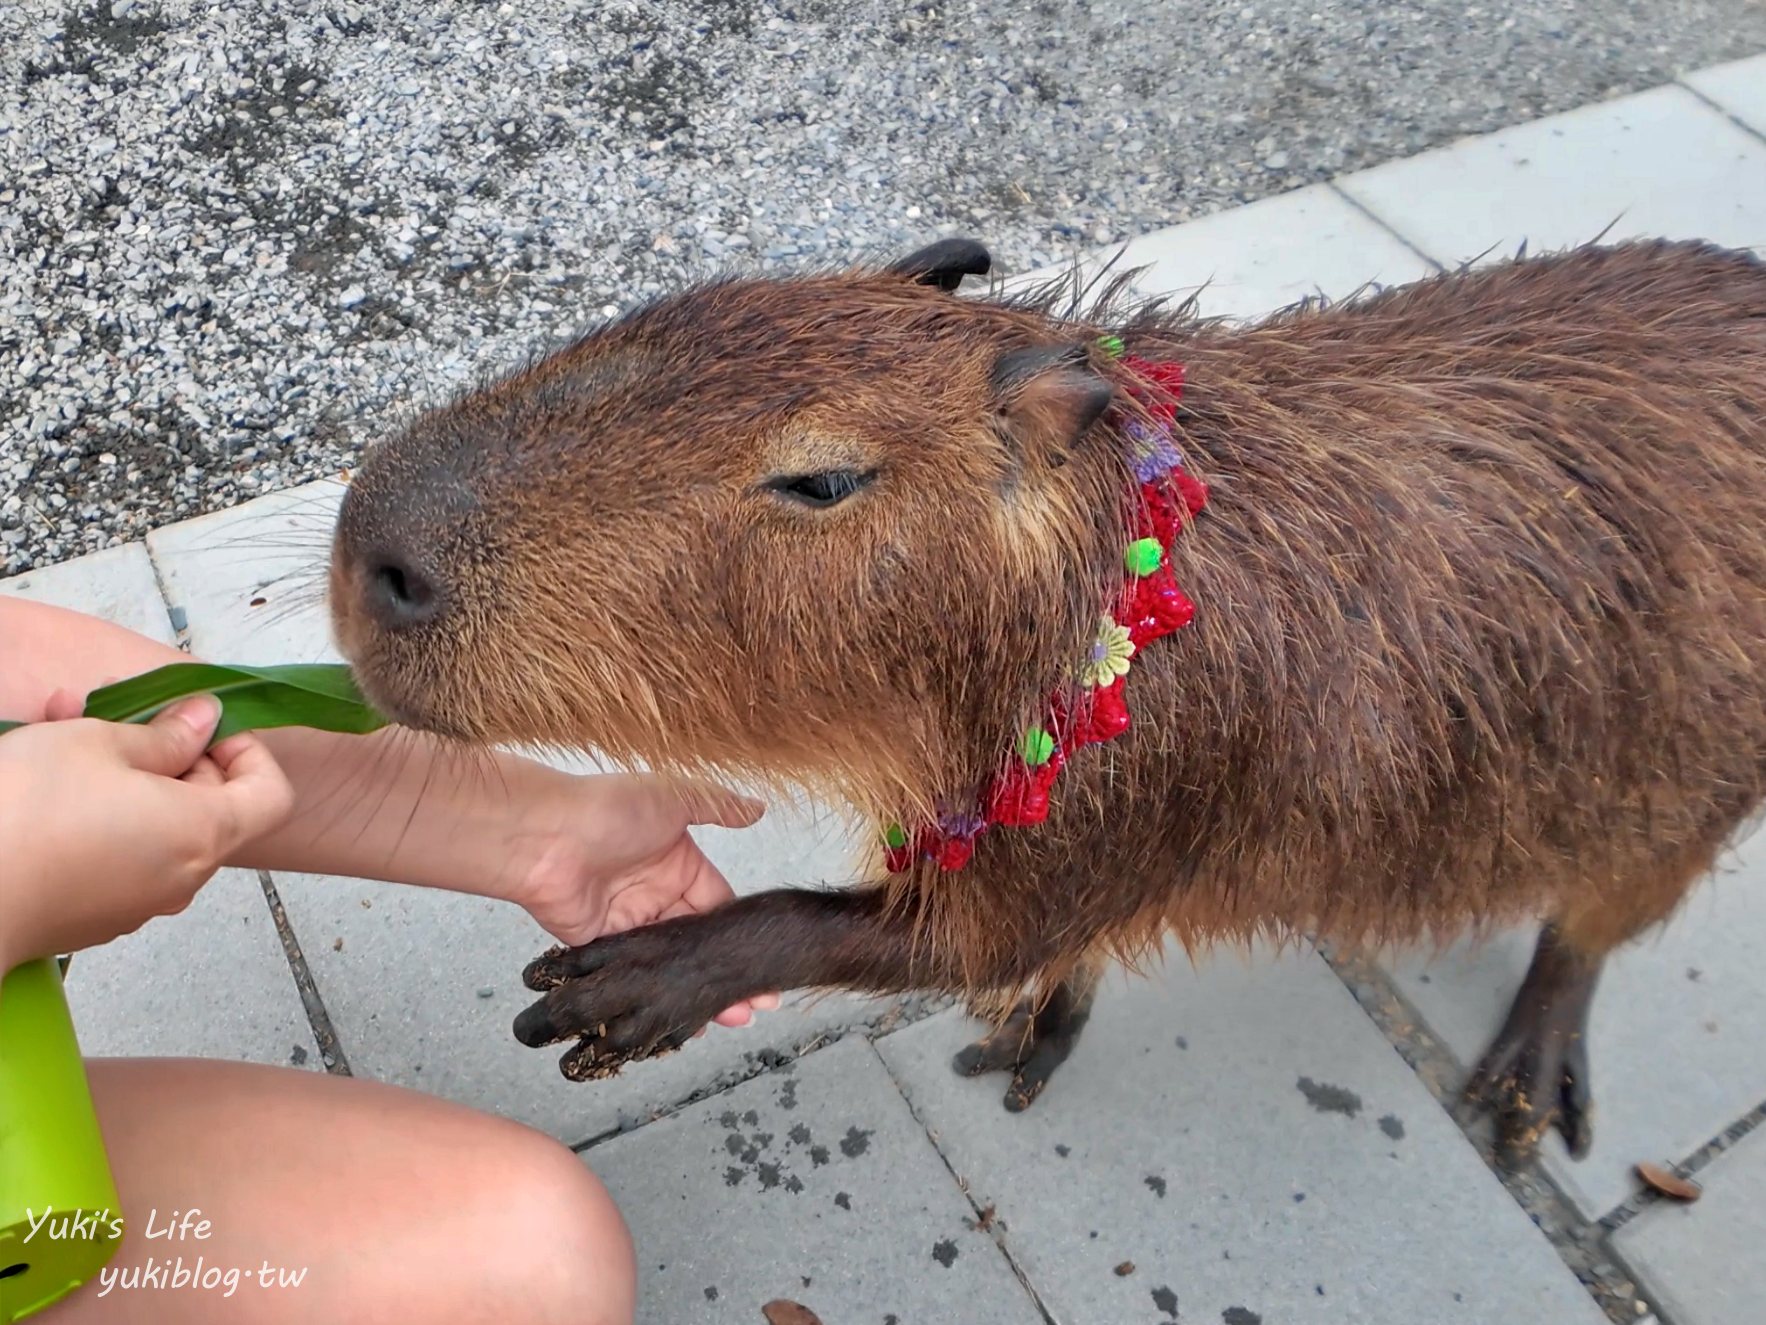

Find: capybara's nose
[333,462,470,636]
[364,550,443,630]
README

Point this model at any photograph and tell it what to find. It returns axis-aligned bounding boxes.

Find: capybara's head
[330,241,1146,813]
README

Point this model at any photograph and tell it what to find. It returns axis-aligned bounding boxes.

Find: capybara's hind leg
[953,960,1102,1113]
[1464,840,1718,1169]
[1462,925,1601,1168]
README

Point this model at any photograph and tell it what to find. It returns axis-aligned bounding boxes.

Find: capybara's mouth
[354,678,454,739]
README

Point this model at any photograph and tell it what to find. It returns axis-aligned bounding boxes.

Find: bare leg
[41,1059,635,1325]
[952,958,1103,1112]
[1462,925,1601,1168]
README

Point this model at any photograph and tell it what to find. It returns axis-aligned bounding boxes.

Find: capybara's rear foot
[1462,925,1602,1168]
[952,967,1100,1113]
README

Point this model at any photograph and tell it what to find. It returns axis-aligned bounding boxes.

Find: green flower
[1125,537,1164,576]
[1018,725,1056,767]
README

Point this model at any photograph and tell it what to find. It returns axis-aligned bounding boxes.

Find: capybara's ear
[990,344,1116,454]
[886,237,992,291]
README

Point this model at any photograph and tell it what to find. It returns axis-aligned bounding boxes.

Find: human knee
[484,1128,637,1325]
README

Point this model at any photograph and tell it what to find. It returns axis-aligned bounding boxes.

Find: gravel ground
[2,0,1764,573]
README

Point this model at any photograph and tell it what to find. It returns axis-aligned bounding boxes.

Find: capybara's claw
[521,944,573,992]
[510,994,572,1048]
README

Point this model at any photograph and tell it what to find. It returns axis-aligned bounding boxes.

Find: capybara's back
[1142,240,1766,956]
[330,236,1766,1166]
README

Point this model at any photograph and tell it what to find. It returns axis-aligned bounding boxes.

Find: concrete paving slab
[877,947,1608,1325]
[1338,85,1766,264]
[1,548,318,1067]
[1612,1125,1766,1325]
[65,868,322,1070]
[992,184,1433,329]
[149,481,909,1140]
[588,1038,1043,1325]
[0,541,174,644]
[1685,53,1766,137]
[145,478,348,666]
[1115,183,1437,320]
[1383,829,1766,1222]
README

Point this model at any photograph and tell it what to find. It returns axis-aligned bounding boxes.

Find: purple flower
[1126,419,1182,481]
[937,808,987,839]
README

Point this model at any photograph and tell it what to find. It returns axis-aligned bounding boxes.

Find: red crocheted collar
[884,342,1206,873]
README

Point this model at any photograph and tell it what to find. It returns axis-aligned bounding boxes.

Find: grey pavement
[1336,83,1766,260]
[6,54,1766,1325]
[877,950,1610,1325]
[594,1039,1044,1325]
[1614,1126,1766,1325]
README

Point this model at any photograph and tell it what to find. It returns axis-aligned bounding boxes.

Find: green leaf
[0,663,386,744]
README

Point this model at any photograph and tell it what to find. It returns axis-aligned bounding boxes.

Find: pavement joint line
[1675,77,1766,152]
[140,533,192,653]
[1320,942,1657,1325]
[1599,1093,1766,1239]
[865,1038,1060,1325]
[258,869,353,1077]
[1323,180,1448,274]
[571,993,954,1154]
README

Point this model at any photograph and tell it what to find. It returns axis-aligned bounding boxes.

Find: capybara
[329,235,1766,1166]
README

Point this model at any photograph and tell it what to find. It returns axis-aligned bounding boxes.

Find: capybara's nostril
[367,554,441,629]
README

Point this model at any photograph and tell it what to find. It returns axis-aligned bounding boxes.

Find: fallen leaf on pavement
[762,1300,823,1325]
[1636,1161,1701,1202]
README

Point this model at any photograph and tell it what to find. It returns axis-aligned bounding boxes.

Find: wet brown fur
[332,238,1766,1094]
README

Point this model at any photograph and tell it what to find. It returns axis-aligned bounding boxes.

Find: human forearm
[1,600,776,1031]
[240,725,573,903]
[0,597,560,904]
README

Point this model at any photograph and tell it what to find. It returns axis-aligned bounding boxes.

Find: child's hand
[0,695,294,972]
[508,774,782,1028]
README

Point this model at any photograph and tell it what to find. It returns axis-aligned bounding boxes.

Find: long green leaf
[0,663,386,744]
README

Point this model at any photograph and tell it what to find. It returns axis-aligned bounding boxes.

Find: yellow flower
[1080,618,1135,688]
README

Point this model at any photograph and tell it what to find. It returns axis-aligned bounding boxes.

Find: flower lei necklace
[883,337,1207,873]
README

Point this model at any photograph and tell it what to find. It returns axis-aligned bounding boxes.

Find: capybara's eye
[767,469,876,509]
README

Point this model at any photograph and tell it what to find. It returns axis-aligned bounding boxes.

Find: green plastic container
[0,958,123,1322]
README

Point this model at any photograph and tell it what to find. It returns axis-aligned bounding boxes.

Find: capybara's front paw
[953,1002,1072,1113]
[514,929,717,1081]
[951,974,1099,1113]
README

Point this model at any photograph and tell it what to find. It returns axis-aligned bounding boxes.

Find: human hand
[0,695,294,973]
[506,773,781,1028]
